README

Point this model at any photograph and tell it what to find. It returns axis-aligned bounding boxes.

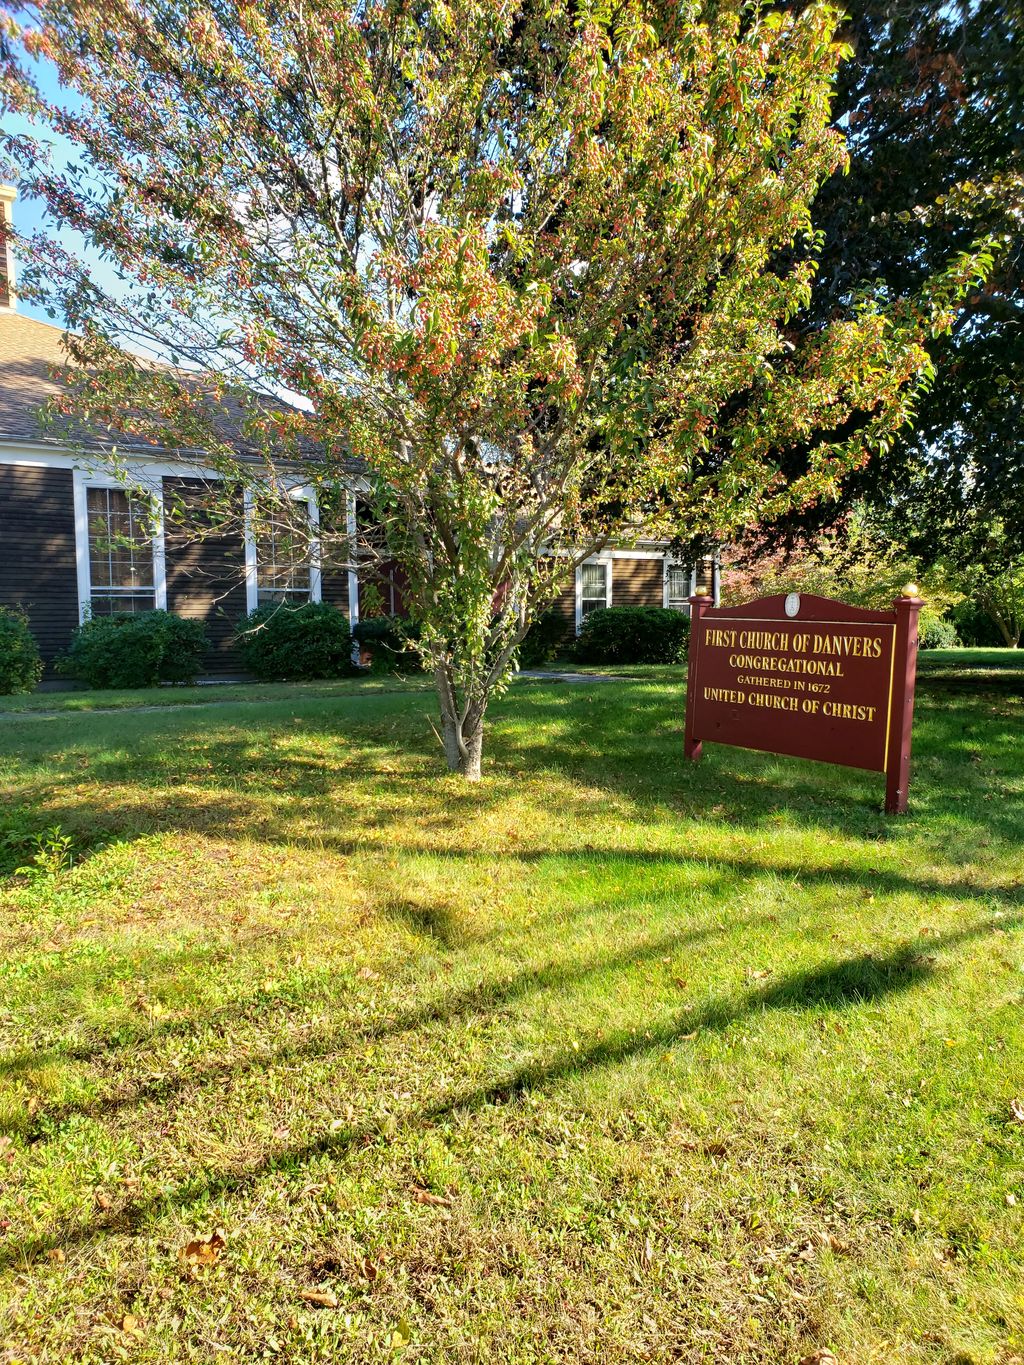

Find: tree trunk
[435,669,486,780]
[441,712,484,779]
[981,594,1020,648]
[991,613,1019,648]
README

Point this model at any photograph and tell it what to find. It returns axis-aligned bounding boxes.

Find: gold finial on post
[900,583,921,599]
[694,586,711,597]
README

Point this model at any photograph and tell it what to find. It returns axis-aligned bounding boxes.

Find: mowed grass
[0,657,1022,1364]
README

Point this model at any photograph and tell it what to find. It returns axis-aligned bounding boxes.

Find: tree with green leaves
[728,0,1023,576]
[0,0,990,775]
[719,509,963,637]
[943,519,1024,647]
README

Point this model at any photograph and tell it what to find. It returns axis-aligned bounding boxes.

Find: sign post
[684,587,923,813]
[683,590,712,763]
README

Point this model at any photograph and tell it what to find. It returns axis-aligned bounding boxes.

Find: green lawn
[0,673,433,715]
[0,657,1022,1363]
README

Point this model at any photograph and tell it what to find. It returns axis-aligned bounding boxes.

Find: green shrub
[572,606,690,664]
[238,602,356,681]
[518,609,570,667]
[0,607,43,695]
[59,610,207,688]
[918,616,960,650]
[351,615,422,673]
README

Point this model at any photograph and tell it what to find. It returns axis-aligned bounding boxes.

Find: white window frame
[663,559,694,614]
[72,468,166,622]
[574,554,613,633]
[346,488,360,629]
[244,483,321,614]
[0,189,18,312]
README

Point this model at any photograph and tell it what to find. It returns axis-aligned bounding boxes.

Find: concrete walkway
[0,670,629,721]
[517,670,621,683]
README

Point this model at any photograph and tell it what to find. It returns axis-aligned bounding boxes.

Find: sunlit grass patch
[0,660,1022,1363]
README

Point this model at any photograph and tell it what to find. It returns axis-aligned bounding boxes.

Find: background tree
[728,0,1023,579]
[719,507,965,642]
[942,520,1024,647]
[0,0,989,775]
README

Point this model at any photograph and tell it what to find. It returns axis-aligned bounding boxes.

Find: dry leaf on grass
[178,1230,226,1270]
[800,1352,838,1365]
[411,1186,452,1207]
[299,1288,339,1309]
[1009,1098,1024,1124]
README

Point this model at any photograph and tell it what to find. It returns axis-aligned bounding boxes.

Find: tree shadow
[2,667,1021,882]
[492,677,1024,844]
[5,900,753,1139]
[0,848,744,1078]
[0,912,1015,1272]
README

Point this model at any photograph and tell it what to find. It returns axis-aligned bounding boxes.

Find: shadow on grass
[3,671,1021,882]
[0,855,744,1080]
[6,901,751,1139]
[0,913,1016,1272]
[2,694,1021,912]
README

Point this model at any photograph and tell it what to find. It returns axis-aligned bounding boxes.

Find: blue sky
[5,55,123,330]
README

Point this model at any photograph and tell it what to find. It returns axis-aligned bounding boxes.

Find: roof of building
[0,309,360,472]
[0,311,78,444]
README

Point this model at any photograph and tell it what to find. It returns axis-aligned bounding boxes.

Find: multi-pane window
[86,486,155,615]
[255,499,313,606]
[580,561,609,621]
[666,563,690,612]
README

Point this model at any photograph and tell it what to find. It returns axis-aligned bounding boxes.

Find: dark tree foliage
[734,0,1024,569]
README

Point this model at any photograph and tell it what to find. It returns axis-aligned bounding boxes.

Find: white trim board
[346,490,360,629]
[608,549,667,560]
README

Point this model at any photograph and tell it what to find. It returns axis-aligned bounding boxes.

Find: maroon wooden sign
[684,589,923,813]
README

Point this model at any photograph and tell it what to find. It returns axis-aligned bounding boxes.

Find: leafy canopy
[731,0,1023,568]
[0,0,992,772]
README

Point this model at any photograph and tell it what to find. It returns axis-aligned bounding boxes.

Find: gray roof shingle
[0,310,361,473]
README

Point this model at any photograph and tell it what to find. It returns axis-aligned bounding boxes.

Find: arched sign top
[699,591,911,624]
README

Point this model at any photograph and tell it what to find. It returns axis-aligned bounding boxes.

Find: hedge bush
[918,616,960,650]
[238,601,356,680]
[58,610,208,689]
[518,609,569,667]
[0,607,43,695]
[571,606,689,664]
[351,614,423,673]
